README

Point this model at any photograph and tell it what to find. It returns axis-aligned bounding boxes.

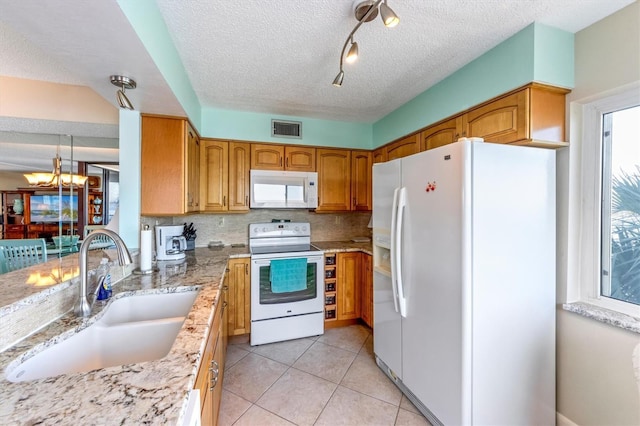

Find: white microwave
[250,170,318,209]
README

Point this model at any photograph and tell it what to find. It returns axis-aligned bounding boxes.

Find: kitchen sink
[5,290,199,383]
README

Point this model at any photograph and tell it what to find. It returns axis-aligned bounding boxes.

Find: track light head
[346,41,359,63]
[332,70,345,87]
[110,75,136,110]
[380,1,399,27]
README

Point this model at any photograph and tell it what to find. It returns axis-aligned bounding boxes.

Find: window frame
[575,83,640,317]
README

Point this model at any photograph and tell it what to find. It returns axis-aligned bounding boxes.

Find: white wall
[557,2,640,425]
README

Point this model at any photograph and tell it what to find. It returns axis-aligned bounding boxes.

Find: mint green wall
[200,108,372,149]
[118,110,141,248]
[372,23,574,148]
[117,0,201,130]
[534,25,575,88]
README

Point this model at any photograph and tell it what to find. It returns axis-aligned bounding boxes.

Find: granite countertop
[0,242,372,425]
[312,240,373,255]
[0,247,249,426]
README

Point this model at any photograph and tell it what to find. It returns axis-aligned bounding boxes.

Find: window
[575,83,640,317]
[600,106,640,306]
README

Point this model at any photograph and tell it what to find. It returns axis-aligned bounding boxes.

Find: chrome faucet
[74,229,133,317]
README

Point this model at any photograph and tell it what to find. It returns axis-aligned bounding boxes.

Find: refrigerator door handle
[395,187,408,318]
[389,187,400,313]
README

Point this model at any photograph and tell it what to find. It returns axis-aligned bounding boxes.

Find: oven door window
[258,262,317,304]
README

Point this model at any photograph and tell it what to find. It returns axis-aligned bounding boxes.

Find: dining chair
[52,235,80,254]
[0,238,48,274]
[83,225,114,249]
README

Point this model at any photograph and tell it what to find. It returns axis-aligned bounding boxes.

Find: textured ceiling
[0,0,635,128]
[155,0,635,122]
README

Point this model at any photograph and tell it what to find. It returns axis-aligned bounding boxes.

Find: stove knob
[262,227,267,232]
[294,226,299,232]
[302,226,307,232]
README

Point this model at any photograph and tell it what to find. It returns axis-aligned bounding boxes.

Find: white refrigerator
[372,140,556,425]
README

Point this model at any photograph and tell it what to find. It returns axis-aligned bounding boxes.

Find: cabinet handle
[285,157,289,168]
[245,195,248,206]
[222,285,229,290]
[245,263,248,274]
[209,360,219,391]
[353,197,356,207]
[280,157,283,167]
[223,196,226,206]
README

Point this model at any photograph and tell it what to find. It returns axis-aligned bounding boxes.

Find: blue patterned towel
[270,258,307,293]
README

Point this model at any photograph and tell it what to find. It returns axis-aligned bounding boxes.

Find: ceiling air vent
[272,120,302,139]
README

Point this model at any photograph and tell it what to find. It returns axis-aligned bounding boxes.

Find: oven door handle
[252,259,271,266]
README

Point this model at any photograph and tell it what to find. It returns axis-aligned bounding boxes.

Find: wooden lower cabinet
[194,293,225,426]
[227,258,251,336]
[337,252,361,320]
[360,254,373,328]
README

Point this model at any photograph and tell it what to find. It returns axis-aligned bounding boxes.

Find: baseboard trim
[557,412,579,426]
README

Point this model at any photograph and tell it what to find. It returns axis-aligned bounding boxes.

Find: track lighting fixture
[110,75,136,110]
[332,0,399,87]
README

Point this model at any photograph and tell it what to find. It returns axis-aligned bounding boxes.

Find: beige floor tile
[223,353,288,402]
[341,353,402,405]
[256,368,337,425]
[233,405,296,426]
[292,341,356,383]
[218,390,252,426]
[316,324,370,353]
[225,344,251,370]
[315,386,399,426]
[400,395,421,415]
[395,408,432,426]
[359,333,374,357]
[251,337,314,366]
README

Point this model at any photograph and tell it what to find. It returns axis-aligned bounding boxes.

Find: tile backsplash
[143,210,372,246]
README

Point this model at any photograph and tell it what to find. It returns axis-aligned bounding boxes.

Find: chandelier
[23,137,88,188]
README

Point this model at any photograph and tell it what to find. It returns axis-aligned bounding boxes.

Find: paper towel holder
[133,224,155,275]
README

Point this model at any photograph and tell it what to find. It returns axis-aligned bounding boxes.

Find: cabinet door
[316,149,351,212]
[141,115,187,215]
[250,143,284,170]
[351,150,372,211]
[360,254,373,328]
[284,146,316,171]
[386,134,419,161]
[200,140,229,212]
[337,252,361,320]
[186,123,200,212]
[228,142,250,211]
[373,147,387,164]
[420,116,463,151]
[464,89,528,144]
[228,258,251,336]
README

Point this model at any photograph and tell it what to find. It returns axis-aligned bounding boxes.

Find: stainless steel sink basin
[5,290,199,383]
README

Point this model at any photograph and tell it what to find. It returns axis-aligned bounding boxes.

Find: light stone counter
[0,247,249,426]
[312,240,373,256]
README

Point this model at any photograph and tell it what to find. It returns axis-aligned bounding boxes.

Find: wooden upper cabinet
[373,147,387,164]
[186,123,200,212]
[141,115,197,215]
[201,140,250,212]
[464,90,528,144]
[386,134,419,161]
[421,116,463,151]
[464,84,568,147]
[228,142,250,211]
[251,143,315,171]
[284,146,315,171]
[251,143,284,170]
[351,150,372,211]
[200,139,228,212]
[316,148,351,212]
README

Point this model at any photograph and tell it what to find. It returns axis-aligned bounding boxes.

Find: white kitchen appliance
[249,222,324,345]
[373,140,556,425]
[250,170,318,209]
[155,225,186,261]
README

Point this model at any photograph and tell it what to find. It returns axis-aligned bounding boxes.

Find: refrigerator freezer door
[399,143,469,425]
[373,158,403,380]
[372,159,401,231]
